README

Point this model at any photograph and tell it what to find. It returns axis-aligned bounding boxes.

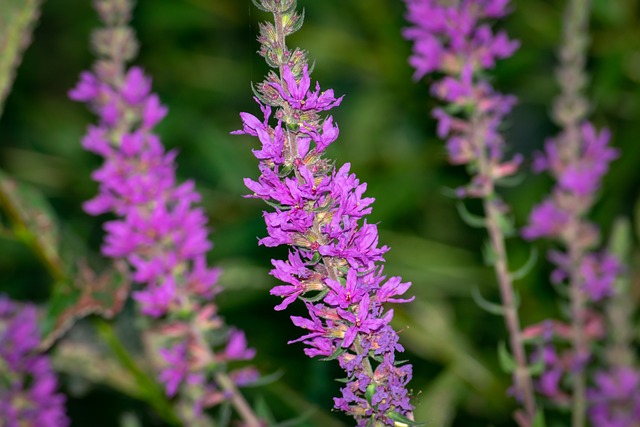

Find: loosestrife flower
[234,1,415,425]
[520,0,624,424]
[69,1,258,425]
[402,1,538,424]
[587,368,640,427]
[403,0,521,198]
[0,295,69,427]
[522,122,620,302]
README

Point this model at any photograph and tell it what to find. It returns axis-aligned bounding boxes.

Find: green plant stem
[483,196,537,425]
[554,0,592,425]
[214,371,262,427]
[471,109,536,424]
[94,318,180,425]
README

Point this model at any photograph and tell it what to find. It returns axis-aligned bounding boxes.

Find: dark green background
[1,0,639,426]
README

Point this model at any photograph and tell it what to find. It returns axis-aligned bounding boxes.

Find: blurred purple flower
[588,368,640,427]
[236,7,415,424]
[0,296,68,427]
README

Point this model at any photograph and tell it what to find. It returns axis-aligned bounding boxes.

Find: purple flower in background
[588,368,640,427]
[69,2,257,424]
[235,2,415,425]
[403,0,521,198]
[0,295,69,427]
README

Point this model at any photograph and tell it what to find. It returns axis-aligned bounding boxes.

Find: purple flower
[70,5,256,422]
[403,0,521,198]
[236,4,415,424]
[579,253,620,301]
[0,296,69,427]
[588,368,640,427]
[522,199,570,240]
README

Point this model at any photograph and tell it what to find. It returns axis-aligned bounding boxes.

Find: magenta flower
[235,2,416,425]
[588,368,640,427]
[0,296,69,427]
[403,0,521,198]
[69,3,257,424]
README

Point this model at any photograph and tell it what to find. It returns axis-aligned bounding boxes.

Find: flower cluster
[523,122,620,301]
[588,368,640,427]
[403,0,521,197]
[69,0,256,423]
[0,295,68,427]
[234,1,415,425]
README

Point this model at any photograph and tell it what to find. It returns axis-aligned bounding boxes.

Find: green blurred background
[1,0,639,426]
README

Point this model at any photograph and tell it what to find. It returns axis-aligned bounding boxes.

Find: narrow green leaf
[456,201,486,228]
[531,409,547,427]
[0,0,43,116]
[497,341,516,373]
[251,0,270,13]
[482,239,497,266]
[528,356,546,376]
[471,287,504,316]
[387,411,426,426]
[215,401,232,427]
[509,247,538,281]
[495,172,526,188]
[321,344,347,361]
[254,395,277,425]
[299,287,329,303]
[0,169,64,280]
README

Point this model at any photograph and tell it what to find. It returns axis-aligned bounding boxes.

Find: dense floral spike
[235,2,416,425]
[0,295,69,427]
[403,0,521,198]
[70,1,259,425]
[520,0,623,424]
[403,1,537,424]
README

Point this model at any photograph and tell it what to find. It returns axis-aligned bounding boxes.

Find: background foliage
[1,0,639,426]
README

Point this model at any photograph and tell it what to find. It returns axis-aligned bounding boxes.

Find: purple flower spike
[403,0,521,198]
[70,1,257,424]
[236,2,415,425]
[0,295,69,427]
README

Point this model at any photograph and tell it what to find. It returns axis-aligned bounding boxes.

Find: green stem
[554,1,592,425]
[94,318,180,425]
[483,195,537,424]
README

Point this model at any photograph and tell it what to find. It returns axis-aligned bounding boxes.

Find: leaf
[39,260,131,350]
[456,201,486,228]
[531,409,547,427]
[299,287,329,303]
[251,0,270,13]
[320,344,347,361]
[471,287,504,316]
[254,395,277,425]
[0,169,64,280]
[497,341,516,373]
[0,0,43,116]
[481,239,497,267]
[509,247,538,281]
[387,411,426,426]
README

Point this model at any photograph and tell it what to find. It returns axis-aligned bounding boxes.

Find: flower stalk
[70,1,261,425]
[402,1,536,423]
[235,1,416,425]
